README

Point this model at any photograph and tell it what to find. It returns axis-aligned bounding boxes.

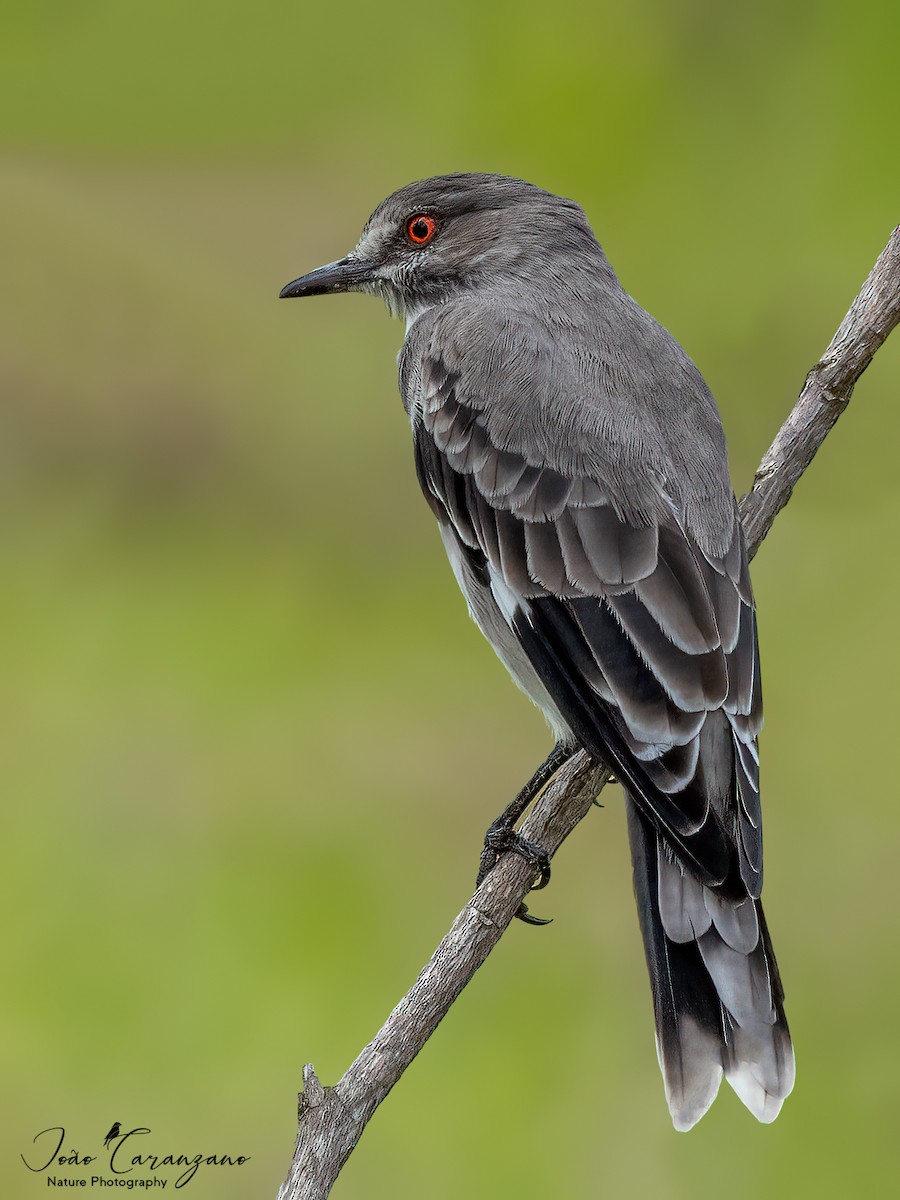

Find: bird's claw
[516,902,553,926]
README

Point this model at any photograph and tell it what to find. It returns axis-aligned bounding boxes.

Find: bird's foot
[473,743,576,926]
[477,822,553,925]
[478,821,552,889]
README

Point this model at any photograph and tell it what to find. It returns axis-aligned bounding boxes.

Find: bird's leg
[477,742,573,887]
[476,742,577,924]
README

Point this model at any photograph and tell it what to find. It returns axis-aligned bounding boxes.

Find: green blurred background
[2,2,898,1197]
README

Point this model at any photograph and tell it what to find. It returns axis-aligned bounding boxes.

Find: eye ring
[406,214,437,245]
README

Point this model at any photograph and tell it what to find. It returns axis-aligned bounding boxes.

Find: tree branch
[277,226,900,1200]
[739,226,900,556]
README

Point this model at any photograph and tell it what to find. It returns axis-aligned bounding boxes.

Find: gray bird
[279,173,795,1130]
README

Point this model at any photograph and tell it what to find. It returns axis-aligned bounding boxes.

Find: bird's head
[279,173,605,323]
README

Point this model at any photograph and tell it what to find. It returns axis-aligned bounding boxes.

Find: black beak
[279,255,375,299]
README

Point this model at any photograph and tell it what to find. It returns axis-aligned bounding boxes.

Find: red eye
[406,214,436,245]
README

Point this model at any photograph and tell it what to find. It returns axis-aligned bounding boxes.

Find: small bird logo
[103,1123,121,1149]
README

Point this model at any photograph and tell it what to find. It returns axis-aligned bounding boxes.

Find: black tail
[627,800,795,1130]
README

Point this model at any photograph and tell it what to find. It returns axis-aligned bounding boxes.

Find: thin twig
[277,226,900,1200]
[739,226,900,556]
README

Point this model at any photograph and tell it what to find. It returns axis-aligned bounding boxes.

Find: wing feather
[606,590,728,712]
[571,505,658,585]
